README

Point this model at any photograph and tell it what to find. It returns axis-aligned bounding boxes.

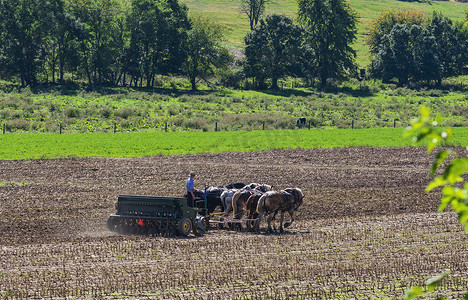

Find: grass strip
[1,127,467,160]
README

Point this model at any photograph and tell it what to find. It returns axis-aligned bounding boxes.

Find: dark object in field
[296,117,306,129]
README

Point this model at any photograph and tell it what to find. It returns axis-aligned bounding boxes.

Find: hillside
[182,0,468,66]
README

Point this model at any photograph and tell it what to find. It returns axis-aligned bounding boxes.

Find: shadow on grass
[256,85,376,98]
[398,0,432,3]
[11,82,222,97]
[3,79,466,98]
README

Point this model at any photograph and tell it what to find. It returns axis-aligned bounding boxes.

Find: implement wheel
[178,217,192,237]
[107,216,118,232]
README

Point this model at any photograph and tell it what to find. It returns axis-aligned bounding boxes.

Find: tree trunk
[191,75,196,91]
[271,76,279,90]
[51,48,56,84]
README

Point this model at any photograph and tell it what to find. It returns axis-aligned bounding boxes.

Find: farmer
[185,171,196,207]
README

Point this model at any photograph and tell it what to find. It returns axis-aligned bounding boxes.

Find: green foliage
[372,24,441,85]
[244,14,304,89]
[0,0,52,85]
[68,0,128,85]
[1,81,468,133]
[182,15,232,90]
[404,106,468,299]
[183,0,467,67]
[404,271,450,300]
[366,9,429,55]
[430,12,468,80]
[298,0,358,86]
[126,0,190,86]
[371,11,468,85]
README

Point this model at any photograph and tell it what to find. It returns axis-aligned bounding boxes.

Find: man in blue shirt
[185,171,196,206]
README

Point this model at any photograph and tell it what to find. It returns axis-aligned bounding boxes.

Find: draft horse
[255,188,304,233]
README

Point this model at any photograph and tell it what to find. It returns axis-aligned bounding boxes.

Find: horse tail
[242,195,249,214]
[232,191,240,217]
[256,193,267,215]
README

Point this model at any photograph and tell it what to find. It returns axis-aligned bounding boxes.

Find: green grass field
[2,81,467,133]
[1,127,467,160]
[182,0,468,65]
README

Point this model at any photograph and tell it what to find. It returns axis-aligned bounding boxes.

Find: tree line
[368,9,468,86]
[0,0,467,89]
[0,0,229,90]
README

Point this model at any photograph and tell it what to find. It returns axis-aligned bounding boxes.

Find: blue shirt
[186,177,194,192]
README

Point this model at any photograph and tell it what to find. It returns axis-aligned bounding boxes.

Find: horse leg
[279,210,285,233]
[246,215,252,231]
[272,211,278,231]
[222,199,232,217]
[255,212,264,233]
[284,210,294,228]
[266,213,275,233]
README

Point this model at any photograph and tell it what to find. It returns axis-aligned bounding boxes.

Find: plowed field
[1,147,467,299]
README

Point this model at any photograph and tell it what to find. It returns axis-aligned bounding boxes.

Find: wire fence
[0,118,404,134]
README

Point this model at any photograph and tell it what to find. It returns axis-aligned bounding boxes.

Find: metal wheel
[178,217,192,237]
[106,216,118,232]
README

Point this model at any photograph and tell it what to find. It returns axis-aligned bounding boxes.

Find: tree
[42,0,83,84]
[372,24,442,85]
[366,9,428,55]
[244,14,304,89]
[240,0,270,30]
[372,24,414,85]
[0,0,51,86]
[182,16,232,91]
[371,12,468,86]
[429,12,468,81]
[126,0,190,87]
[298,0,358,87]
[68,0,128,85]
[411,26,441,85]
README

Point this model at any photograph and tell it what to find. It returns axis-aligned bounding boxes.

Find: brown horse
[232,184,272,220]
[255,188,304,233]
[243,193,263,231]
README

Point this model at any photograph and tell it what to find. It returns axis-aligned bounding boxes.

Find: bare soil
[1,147,467,299]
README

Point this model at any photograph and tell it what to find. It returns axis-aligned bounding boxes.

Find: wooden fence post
[394,119,396,128]
[215,122,218,132]
[352,119,354,129]
[165,122,168,132]
[114,123,116,133]
[3,123,5,134]
[59,123,62,134]
[263,122,265,130]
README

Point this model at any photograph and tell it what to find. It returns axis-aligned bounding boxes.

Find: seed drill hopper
[107,195,208,236]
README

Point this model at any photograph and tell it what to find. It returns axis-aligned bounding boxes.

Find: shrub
[116,108,133,119]
[6,119,30,131]
[166,106,179,116]
[100,108,112,119]
[182,118,209,131]
[65,107,80,118]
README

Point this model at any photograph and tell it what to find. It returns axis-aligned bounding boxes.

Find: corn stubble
[0,147,467,298]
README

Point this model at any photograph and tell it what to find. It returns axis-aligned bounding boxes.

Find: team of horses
[191,182,304,233]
